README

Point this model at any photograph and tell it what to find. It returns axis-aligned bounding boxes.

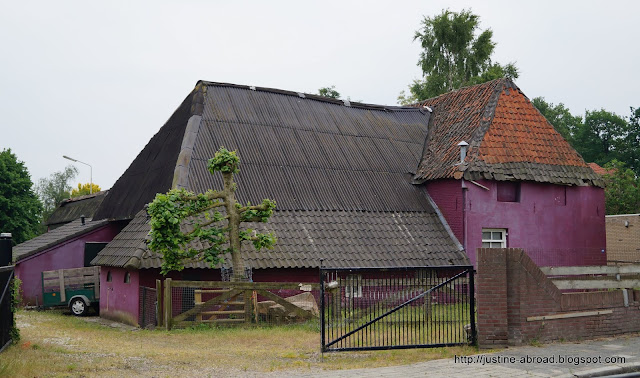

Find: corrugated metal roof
[91,80,468,269]
[45,191,108,228]
[92,208,467,269]
[14,218,109,262]
[94,81,431,221]
[414,78,604,187]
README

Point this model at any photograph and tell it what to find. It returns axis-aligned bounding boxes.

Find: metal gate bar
[320,266,475,352]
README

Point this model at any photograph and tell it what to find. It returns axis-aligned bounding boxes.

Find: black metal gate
[0,265,15,353]
[320,266,475,352]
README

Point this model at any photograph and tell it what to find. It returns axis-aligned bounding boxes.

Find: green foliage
[207,147,239,174]
[573,109,628,168]
[532,97,583,142]
[318,86,341,99]
[0,149,43,244]
[35,165,78,227]
[602,160,640,215]
[70,183,101,197]
[399,9,518,104]
[622,107,640,174]
[148,147,276,276]
[10,277,22,343]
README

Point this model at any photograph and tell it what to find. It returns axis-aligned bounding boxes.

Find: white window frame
[344,274,363,298]
[482,228,507,248]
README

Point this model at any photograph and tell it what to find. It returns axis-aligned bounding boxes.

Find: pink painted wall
[15,223,123,306]
[100,267,140,326]
[426,179,606,267]
[107,267,320,326]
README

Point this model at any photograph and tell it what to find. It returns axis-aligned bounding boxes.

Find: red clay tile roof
[588,162,612,176]
[414,78,604,187]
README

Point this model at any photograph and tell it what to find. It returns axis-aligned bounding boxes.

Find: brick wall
[606,214,640,263]
[477,248,640,348]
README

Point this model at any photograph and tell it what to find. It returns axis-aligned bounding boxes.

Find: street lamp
[63,155,93,194]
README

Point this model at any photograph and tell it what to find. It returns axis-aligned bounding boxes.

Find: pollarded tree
[147,147,276,280]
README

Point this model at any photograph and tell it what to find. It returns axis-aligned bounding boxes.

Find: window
[344,275,363,298]
[106,271,112,282]
[497,182,520,202]
[124,272,131,284]
[482,229,507,248]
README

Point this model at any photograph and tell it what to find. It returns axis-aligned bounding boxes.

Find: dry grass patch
[0,310,479,377]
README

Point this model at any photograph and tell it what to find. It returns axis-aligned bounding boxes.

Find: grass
[0,309,481,377]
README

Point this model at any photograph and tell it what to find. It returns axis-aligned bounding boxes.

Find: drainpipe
[457,142,469,254]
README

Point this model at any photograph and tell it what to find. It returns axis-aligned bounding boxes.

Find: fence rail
[321,266,475,352]
[541,264,640,290]
[160,279,321,330]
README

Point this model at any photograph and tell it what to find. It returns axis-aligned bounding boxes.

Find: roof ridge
[420,77,512,104]
[464,79,508,169]
[196,80,425,112]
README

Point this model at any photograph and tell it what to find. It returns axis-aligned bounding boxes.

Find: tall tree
[0,149,43,244]
[318,86,341,99]
[71,183,102,198]
[35,166,78,224]
[148,147,276,280]
[532,97,583,143]
[602,160,640,215]
[573,109,628,168]
[399,9,518,104]
[621,107,640,175]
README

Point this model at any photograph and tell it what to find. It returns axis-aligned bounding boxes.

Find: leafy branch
[147,147,276,279]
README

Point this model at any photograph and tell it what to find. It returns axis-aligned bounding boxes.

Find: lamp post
[63,155,93,194]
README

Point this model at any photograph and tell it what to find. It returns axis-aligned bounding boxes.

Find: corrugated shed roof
[92,88,202,221]
[92,208,467,269]
[94,81,433,217]
[414,78,604,187]
[13,218,109,262]
[45,191,108,228]
[92,80,468,269]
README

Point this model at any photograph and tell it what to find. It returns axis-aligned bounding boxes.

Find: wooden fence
[158,279,320,330]
[541,264,640,290]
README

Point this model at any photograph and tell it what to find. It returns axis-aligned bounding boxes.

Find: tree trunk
[222,172,246,282]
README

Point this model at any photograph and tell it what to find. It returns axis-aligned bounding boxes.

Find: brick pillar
[477,248,508,348]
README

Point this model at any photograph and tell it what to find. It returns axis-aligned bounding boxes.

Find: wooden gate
[159,279,321,329]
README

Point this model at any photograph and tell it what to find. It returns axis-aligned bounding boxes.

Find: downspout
[457,141,470,253]
[462,179,468,253]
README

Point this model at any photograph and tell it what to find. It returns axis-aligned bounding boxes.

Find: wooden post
[253,290,258,323]
[156,279,163,327]
[195,290,203,322]
[58,270,66,302]
[244,290,252,324]
[164,278,172,330]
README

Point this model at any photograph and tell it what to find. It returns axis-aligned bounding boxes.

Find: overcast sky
[1,1,638,191]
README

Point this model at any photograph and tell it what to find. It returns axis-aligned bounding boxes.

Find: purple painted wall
[426,179,606,267]
[100,267,140,325]
[425,180,464,243]
[15,223,123,306]
[106,267,321,326]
